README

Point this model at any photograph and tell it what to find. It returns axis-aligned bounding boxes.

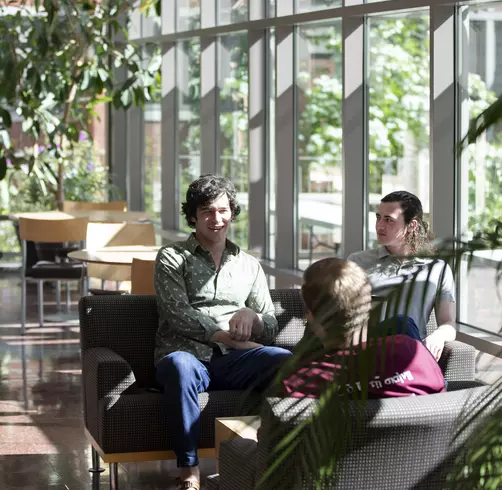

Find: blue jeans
[378,314,422,342]
[156,346,292,467]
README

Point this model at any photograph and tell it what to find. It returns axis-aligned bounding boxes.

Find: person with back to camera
[347,190,457,361]
[154,174,292,490]
[282,257,445,398]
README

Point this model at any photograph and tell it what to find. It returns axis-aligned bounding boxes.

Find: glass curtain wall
[127,0,502,338]
[367,13,430,248]
[218,0,248,24]
[268,28,276,261]
[142,39,162,222]
[458,3,502,335]
[296,23,343,270]
[143,100,162,221]
[178,0,200,30]
[218,33,249,246]
[295,0,342,13]
[178,38,201,232]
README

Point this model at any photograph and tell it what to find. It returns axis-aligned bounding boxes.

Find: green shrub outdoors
[0,138,118,254]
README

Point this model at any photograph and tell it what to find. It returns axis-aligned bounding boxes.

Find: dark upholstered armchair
[208,384,493,490]
[78,289,475,489]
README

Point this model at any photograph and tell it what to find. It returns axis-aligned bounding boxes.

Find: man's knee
[258,346,293,365]
[156,351,200,383]
[250,347,292,390]
[380,314,422,341]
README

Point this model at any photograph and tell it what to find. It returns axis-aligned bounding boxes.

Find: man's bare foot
[178,466,200,489]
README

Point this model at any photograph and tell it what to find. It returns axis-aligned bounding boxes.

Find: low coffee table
[214,416,261,471]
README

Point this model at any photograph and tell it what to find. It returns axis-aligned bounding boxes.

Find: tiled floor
[0,271,216,489]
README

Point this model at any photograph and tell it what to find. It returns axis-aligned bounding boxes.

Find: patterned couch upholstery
[208,383,493,490]
[78,289,475,477]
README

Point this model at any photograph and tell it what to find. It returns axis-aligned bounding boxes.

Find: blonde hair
[301,258,372,345]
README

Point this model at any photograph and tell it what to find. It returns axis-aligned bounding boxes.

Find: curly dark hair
[381,190,435,254]
[181,174,241,228]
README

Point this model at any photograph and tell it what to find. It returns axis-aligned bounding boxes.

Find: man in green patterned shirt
[154,174,291,490]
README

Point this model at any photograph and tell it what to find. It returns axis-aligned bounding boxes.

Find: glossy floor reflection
[0,272,216,489]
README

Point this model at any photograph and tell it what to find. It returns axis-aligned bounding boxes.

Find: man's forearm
[211,330,262,350]
[252,313,277,344]
[434,323,456,342]
[252,314,265,337]
[434,301,456,342]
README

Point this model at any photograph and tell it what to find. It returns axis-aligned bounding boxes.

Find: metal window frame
[126,3,144,211]
[137,0,460,44]
[160,0,178,230]
[248,1,268,252]
[275,3,297,284]
[342,13,366,257]
[457,5,471,324]
[430,5,457,240]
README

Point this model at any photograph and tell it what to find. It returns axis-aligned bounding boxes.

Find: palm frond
[447,404,502,489]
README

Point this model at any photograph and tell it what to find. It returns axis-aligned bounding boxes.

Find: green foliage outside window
[0,139,119,255]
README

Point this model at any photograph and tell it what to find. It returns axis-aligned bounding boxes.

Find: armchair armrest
[81,347,137,442]
[219,438,258,490]
[206,475,221,490]
[439,340,476,382]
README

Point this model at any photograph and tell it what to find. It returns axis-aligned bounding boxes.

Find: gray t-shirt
[347,247,456,338]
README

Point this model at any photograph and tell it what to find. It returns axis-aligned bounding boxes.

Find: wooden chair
[130,258,156,295]
[18,217,89,333]
[85,223,156,291]
[62,200,127,212]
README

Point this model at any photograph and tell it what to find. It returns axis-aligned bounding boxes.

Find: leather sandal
[177,480,200,490]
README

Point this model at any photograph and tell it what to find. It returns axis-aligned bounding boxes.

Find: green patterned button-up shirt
[154,234,278,364]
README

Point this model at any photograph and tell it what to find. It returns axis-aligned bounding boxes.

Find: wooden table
[9,210,152,223]
[67,245,160,266]
[215,416,261,471]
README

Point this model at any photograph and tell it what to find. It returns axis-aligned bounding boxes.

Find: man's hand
[424,331,445,361]
[228,307,263,341]
[210,330,262,350]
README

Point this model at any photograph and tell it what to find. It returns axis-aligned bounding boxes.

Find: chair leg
[56,280,61,311]
[81,268,89,297]
[21,277,26,335]
[37,281,44,328]
[65,281,71,312]
[109,462,119,490]
[89,446,105,473]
